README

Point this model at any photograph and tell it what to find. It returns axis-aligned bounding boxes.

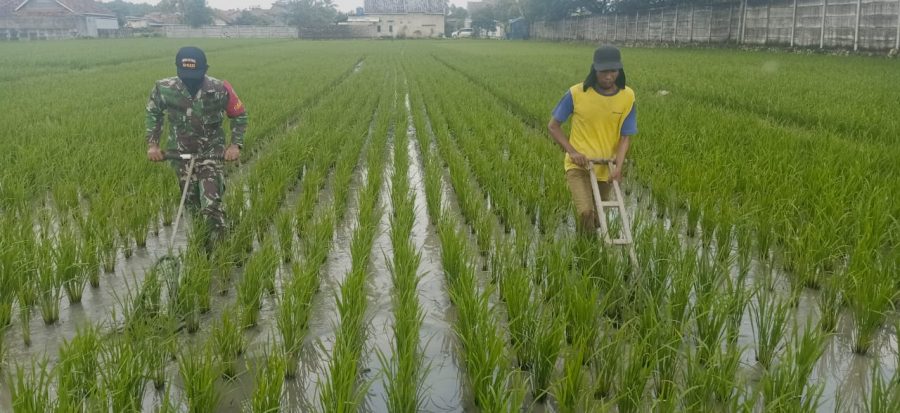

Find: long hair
[583,66,627,92]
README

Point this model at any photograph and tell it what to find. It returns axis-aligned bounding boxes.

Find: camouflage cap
[175,46,208,79]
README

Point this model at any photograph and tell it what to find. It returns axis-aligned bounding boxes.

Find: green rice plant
[212,306,245,379]
[139,317,173,390]
[250,238,279,296]
[590,320,623,400]
[97,336,146,412]
[8,358,54,412]
[760,327,824,413]
[651,318,681,404]
[276,211,294,263]
[750,284,790,369]
[379,292,427,412]
[81,231,101,288]
[865,366,900,413]
[247,349,286,413]
[530,306,564,402]
[211,240,234,295]
[35,243,61,325]
[178,342,222,413]
[844,250,894,354]
[562,273,601,352]
[56,225,85,304]
[18,305,30,347]
[56,323,102,407]
[693,288,729,367]
[422,155,443,223]
[816,277,842,333]
[553,340,587,412]
[275,278,309,379]
[616,324,653,413]
[500,265,534,363]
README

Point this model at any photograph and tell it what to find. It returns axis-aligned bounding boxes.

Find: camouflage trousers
[172,160,226,235]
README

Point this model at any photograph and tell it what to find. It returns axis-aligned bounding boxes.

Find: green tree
[99,0,156,26]
[277,0,338,28]
[445,4,468,37]
[233,10,272,26]
[182,0,212,27]
[470,5,496,37]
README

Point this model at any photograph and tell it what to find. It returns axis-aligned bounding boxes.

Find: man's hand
[609,165,623,182]
[568,150,588,168]
[147,144,163,162]
[224,144,240,162]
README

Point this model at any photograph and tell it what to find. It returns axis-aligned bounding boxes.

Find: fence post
[674,4,679,42]
[765,0,771,45]
[708,6,714,43]
[614,13,619,41]
[739,0,747,44]
[690,3,695,42]
[791,0,798,47]
[896,0,900,50]
[649,8,653,41]
[820,0,827,48]
[728,3,734,42]
[635,11,640,41]
[853,0,862,50]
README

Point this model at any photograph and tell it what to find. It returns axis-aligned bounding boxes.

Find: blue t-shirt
[552,90,638,136]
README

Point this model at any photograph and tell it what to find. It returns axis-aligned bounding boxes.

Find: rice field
[0,39,897,412]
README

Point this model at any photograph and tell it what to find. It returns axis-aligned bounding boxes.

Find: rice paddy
[0,38,897,412]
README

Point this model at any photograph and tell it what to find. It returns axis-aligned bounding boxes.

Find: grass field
[0,39,897,412]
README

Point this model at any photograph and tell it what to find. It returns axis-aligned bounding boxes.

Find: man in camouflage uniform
[146,46,248,247]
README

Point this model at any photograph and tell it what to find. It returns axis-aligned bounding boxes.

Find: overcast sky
[122,0,467,13]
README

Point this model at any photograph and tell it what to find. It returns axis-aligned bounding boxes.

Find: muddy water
[404,109,469,412]
[361,136,396,412]
[625,182,899,411]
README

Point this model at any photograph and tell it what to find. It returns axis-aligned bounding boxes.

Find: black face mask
[179,75,205,96]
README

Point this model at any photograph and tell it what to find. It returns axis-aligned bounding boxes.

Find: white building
[364,0,444,38]
[0,0,119,39]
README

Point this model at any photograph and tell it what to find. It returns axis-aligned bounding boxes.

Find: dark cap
[593,45,623,72]
[175,46,208,79]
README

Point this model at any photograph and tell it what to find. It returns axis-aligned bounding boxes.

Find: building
[364,0,445,38]
[0,0,118,40]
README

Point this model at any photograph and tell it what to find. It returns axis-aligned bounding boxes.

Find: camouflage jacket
[145,76,248,156]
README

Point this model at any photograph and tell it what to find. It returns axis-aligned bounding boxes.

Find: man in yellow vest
[548,45,637,235]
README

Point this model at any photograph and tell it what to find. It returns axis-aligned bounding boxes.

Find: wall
[163,25,298,38]
[531,0,900,51]
[367,13,444,38]
[0,16,85,40]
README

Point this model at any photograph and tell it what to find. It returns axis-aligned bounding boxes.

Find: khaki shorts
[566,168,612,233]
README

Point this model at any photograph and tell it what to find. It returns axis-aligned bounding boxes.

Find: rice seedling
[178,341,222,413]
[816,277,842,333]
[554,340,587,412]
[750,283,790,369]
[760,328,824,412]
[275,276,309,379]
[97,336,147,412]
[212,306,246,379]
[56,323,102,406]
[246,349,286,413]
[276,211,294,263]
[56,225,85,304]
[529,306,564,402]
[844,249,894,354]
[35,243,61,325]
[7,358,53,412]
[615,322,654,413]
[865,366,900,413]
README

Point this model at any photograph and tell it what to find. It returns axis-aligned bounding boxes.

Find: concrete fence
[162,25,298,38]
[531,0,900,51]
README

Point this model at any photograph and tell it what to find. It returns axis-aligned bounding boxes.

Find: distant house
[364,0,445,38]
[0,0,119,39]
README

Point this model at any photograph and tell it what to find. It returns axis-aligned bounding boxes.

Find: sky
[122,0,467,14]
